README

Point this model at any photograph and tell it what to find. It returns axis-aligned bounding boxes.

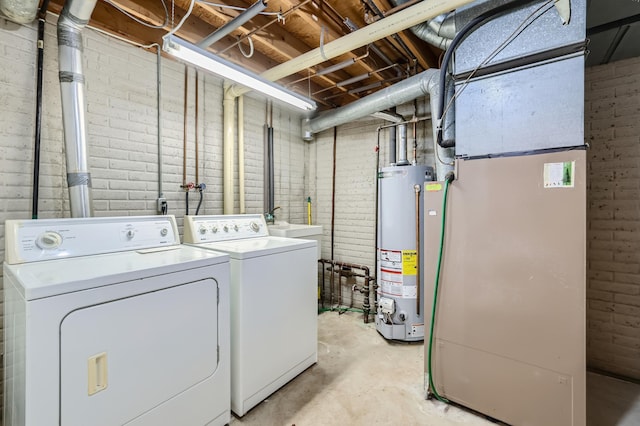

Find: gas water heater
[376,164,433,341]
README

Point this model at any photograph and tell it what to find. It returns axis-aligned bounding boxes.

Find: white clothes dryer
[3,215,230,426]
[183,214,317,417]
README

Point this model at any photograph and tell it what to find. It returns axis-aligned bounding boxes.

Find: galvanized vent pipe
[303,69,453,179]
[58,0,98,217]
[397,124,409,166]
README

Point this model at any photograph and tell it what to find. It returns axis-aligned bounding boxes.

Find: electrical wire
[102,0,169,29]
[198,1,281,16]
[440,0,555,124]
[238,35,254,58]
[167,0,196,37]
[426,173,454,404]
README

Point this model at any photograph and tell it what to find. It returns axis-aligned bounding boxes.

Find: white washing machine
[183,214,317,417]
[3,215,230,426]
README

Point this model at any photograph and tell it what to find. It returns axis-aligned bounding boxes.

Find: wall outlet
[157,197,167,213]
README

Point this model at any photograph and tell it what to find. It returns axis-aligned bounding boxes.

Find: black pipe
[185,190,189,215]
[331,127,337,260]
[436,0,537,147]
[268,126,274,212]
[32,1,51,219]
[195,183,206,215]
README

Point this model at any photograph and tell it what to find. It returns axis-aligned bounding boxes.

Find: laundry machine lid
[3,245,229,300]
[188,236,316,260]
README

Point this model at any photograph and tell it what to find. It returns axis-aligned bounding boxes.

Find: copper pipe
[414,184,421,316]
[195,70,199,184]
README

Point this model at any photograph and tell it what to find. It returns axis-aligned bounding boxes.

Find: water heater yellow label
[402,250,417,275]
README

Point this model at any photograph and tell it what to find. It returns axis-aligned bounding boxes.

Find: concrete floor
[230,311,492,426]
[230,311,640,426]
[588,372,640,426]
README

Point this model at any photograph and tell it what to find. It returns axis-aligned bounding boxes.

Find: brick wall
[0,16,306,417]
[586,56,640,380]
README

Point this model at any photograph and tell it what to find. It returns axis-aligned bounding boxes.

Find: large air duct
[390,0,514,51]
[302,69,453,179]
[58,0,98,217]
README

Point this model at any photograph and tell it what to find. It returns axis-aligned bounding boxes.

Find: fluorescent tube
[163,35,316,111]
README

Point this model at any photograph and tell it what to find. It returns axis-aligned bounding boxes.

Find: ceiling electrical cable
[167,0,196,37]
[198,1,281,16]
[102,0,169,29]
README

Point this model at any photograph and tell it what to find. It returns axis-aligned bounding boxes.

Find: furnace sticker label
[402,250,417,275]
[544,161,575,188]
[425,183,442,192]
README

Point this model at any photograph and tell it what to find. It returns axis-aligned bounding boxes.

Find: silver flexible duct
[302,69,454,178]
[58,0,98,217]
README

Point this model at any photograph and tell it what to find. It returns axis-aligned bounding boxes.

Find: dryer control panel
[184,214,268,243]
[4,216,180,264]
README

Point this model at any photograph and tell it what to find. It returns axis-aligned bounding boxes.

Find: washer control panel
[5,215,180,264]
[184,214,268,243]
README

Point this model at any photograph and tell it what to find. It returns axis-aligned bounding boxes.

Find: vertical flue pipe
[57,0,98,217]
[388,125,397,165]
[397,124,409,165]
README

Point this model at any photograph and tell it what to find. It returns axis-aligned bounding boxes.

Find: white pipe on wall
[223,83,236,214]
[238,95,246,214]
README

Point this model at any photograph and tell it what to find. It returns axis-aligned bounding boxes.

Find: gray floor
[230,311,493,426]
[588,372,640,426]
[230,311,640,425]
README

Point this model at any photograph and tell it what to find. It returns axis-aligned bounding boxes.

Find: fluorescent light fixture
[163,35,316,111]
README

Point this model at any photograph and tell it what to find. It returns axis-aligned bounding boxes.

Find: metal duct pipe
[198,0,267,48]
[58,0,98,218]
[390,0,513,51]
[304,69,438,135]
[397,124,409,166]
[303,68,453,178]
[389,126,397,165]
[0,0,38,23]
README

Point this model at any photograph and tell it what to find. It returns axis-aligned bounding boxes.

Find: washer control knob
[250,221,260,232]
[223,225,229,232]
[234,224,239,231]
[199,225,207,235]
[160,228,168,237]
[125,229,135,240]
[212,225,218,233]
[36,232,62,249]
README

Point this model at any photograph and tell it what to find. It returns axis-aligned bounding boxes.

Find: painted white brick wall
[586,56,640,380]
[0,16,306,416]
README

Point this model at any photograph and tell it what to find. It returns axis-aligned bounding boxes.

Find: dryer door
[60,278,219,426]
